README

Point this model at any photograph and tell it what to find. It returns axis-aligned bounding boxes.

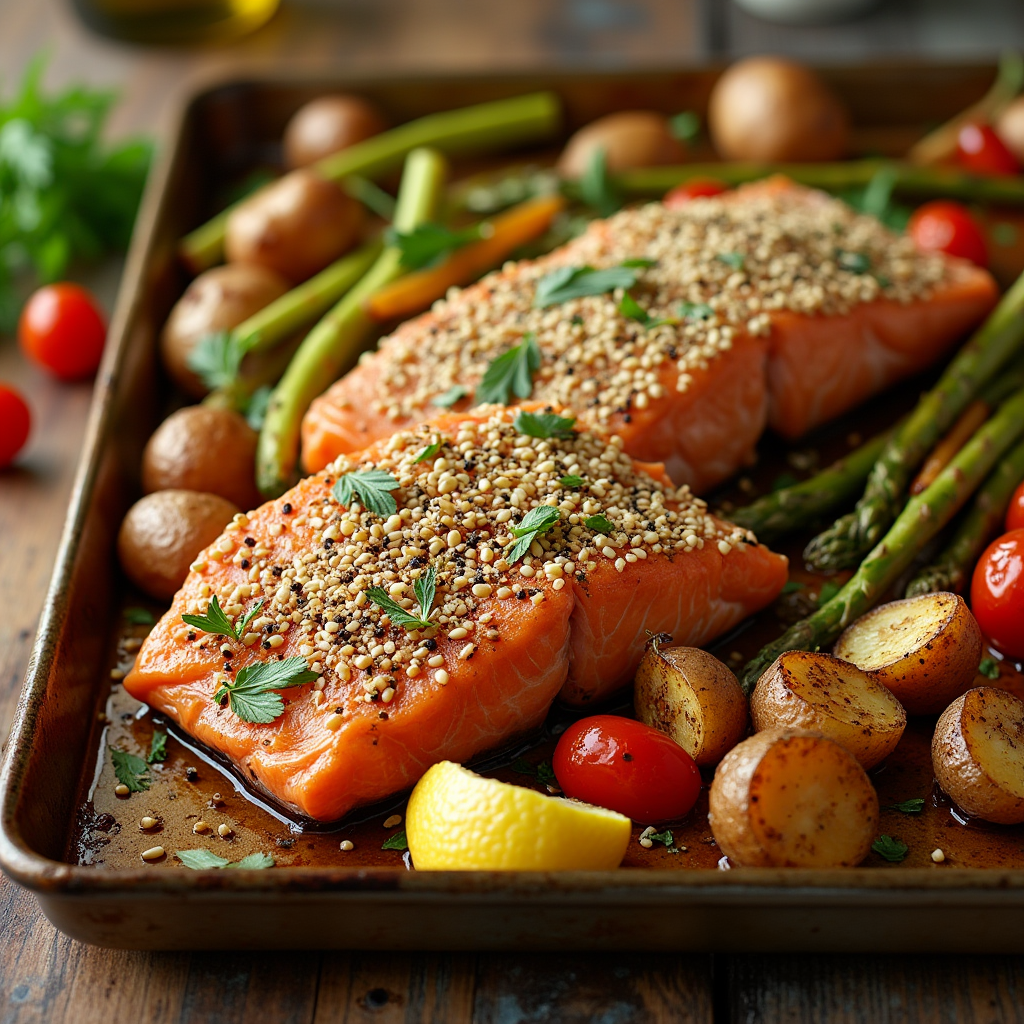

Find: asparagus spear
[905,436,1024,597]
[740,387,1024,695]
[803,270,1024,571]
[616,160,1024,205]
[727,427,894,543]
[256,148,446,497]
[180,93,561,273]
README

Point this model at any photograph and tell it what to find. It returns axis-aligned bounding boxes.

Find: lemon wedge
[406,760,632,870]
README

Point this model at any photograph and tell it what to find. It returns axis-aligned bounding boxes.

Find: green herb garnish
[817,580,842,607]
[780,580,806,594]
[584,514,614,534]
[432,384,469,408]
[887,798,925,814]
[871,835,908,862]
[147,730,168,764]
[366,565,436,631]
[176,849,275,870]
[560,474,584,488]
[669,111,701,142]
[679,301,714,321]
[979,657,1001,680]
[648,829,674,847]
[507,505,561,563]
[414,441,442,464]
[716,252,745,271]
[534,262,653,308]
[578,147,621,217]
[123,607,155,625]
[513,410,576,439]
[186,331,247,391]
[182,596,263,642]
[213,657,319,724]
[333,468,400,518]
[382,830,409,851]
[618,292,676,330]
[244,385,273,431]
[772,472,799,492]
[110,747,150,792]
[476,332,541,405]
[836,249,871,275]
[386,221,486,270]
[511,757,556,785]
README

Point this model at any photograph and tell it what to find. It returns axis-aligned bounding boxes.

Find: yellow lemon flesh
[406,760,632,870]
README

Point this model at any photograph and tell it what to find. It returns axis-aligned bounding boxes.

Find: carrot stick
[365,193,565,322]
[910,399,991,494]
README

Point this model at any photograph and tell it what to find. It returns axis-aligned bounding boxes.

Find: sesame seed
[217,824,233,838]
[931,848,946,863]
[384,814,402,828]
[448,626,468,640]
[458,643,476,660]
[496,587,513,599]
[193,821,211,834]
[435,669,450,685]
[141,846,165,862]
[639,837,654,849]
[340,839,355,851]
[114,784,130,797]
[428,654,444,667]
[140,816,158,830]
[325,712,344,731]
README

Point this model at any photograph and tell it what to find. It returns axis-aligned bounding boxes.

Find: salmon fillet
[302,178,997,490]
[126,406,787,821]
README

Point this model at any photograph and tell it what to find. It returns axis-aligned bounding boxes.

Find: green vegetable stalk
[905,436,1024,597]
[256,147,447,497]
[804,269,1024,571]
[180,92,561,273]
[740,387,1024,694]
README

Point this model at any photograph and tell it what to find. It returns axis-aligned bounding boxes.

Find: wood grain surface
[1,0,1023,1020]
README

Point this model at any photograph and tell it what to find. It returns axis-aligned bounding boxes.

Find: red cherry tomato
[957,123,1020,177]
[663,178,728,209]
[971,528,1024,659]
[18,283,107,381]
[0,383,31,468]
[1006,482,1024,532]
[907,201,988,267]
[552,715,701,823]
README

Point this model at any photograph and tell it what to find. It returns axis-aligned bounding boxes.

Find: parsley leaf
[560,474,584,488]
[511,758,556,785]
[888,798,925,814]
[817,580,842,607]
[507,505,561,563]
[186,331,247,390]
[669,111,701,142]
[648,829,675,847]
[244,385,273,430]
[432,384,469,408]
[123,607,154,625]
[584,514,614,534]
[213,657,319,724]
[476,332,541,405]
[236,599,265,639]
[716,252,745,271]
[367,564,436,631]
[110,747,150,792]
[780,580,806,594]
[382,830,408,851]
[979,657,1001,680]
[534,264,651,308]
[386,221,487,270]
[618,292,676,330]
[176,849,275,870]
[513,410,576,439]
[871,835,908,862]
[414,441,442,464]
[836,249,871,275]
[182,595,243,641]
[578,147,621,217]
[679,301,714,321]
[333,468,400,518]
[147,731,168,764]
[229,852,276,869]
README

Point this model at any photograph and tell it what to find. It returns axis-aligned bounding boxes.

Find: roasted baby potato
[118,490,239,600]
[634,636,748,766]
[284,94,387,169]
[225,169,364,282]
[557,111,687,180]
[932,687,1024,825]
[142,406,261,511]
[833,592,983,715]
[751,650,906,770]
[709,728,879,868]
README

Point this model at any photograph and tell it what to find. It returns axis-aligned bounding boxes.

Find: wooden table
[1,1,1023,1019]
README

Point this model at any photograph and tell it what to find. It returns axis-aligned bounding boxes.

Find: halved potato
[634,636,748,766]
[932,687,1024,825]
[709,728,879,868]
[751,651,906,769]
[833,592,983,715]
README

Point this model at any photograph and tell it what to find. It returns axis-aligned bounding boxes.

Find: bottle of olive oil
[72,0,280,45]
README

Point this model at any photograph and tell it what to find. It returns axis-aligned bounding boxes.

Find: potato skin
[709,728,878,868]
[634,641,747,765]
[161,264,289,398]
[932,688,1024,825]
[142,406,261,511]
[225,169,364,282]
[751,651,905,770]
[708,57,849,162]
[118,490,239,600]
[833,593,982,715]
[284,94,387,169]
[557,111,687,179]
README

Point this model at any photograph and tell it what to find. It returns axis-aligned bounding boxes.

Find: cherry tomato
[552,715,701,823]
[1006,482,1024,533]
[971,528,1024,659]
[663,178,728,209]
[0,383,31,469]
[18,283,107,381]
[957,123,1020,177]
[907,201,988,267]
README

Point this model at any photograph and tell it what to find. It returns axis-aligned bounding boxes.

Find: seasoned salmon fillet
[302,178,996,489]
[127,406,787,821]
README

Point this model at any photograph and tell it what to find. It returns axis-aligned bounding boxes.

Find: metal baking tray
[2,64,1023,952]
